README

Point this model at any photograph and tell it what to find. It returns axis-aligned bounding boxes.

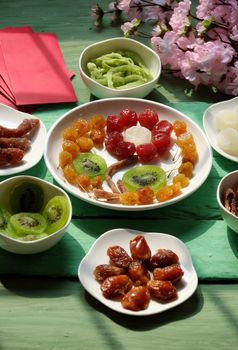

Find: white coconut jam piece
[124,125,151,147]
[217,128,238,156]
[216,109,238,131]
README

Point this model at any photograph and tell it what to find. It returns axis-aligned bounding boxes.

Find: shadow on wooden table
[84,286,204,330]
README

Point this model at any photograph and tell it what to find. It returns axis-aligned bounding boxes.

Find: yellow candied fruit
[170,182,182,196]
[62,140,80,159]
[63,127,79,141]
[173,174,189,188]
[88,114,106,130]
[59,151,72,168]
[173,120,187,137]
[176,132,194,149]
[63,165,78,184]
[76,136,94,152]
[120,192,139,206]
[75,174,91,191]
[91,176,103,189]
[90,129,105,146]
[137,187,154,205]
[183,149,198,164]
[179,161,193,178]
[156,186,173,202]
[73,119,90,135]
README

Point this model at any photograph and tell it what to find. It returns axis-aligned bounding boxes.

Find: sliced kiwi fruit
[16,233,49,242]
[72,153,107,179]
[122,165,166,192]
[10,213,47,236]
[42,196,69,234]
[0,208,11,234]
[9,181,44,213]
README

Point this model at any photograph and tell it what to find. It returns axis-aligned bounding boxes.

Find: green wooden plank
[0,278,237,350]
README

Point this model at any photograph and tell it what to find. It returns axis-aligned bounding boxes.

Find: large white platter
[0,103,46,176]
[78,228,198,316]
[203,96,238,162]
[44,98,212,211]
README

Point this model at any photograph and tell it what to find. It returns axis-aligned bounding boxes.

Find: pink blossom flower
[117,0,133,13]
[169,0,191,35]
[121,18,141,37]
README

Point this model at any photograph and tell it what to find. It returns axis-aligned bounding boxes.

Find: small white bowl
[217,170,238,234]
[79,37,161,99]
[0,176,72,254]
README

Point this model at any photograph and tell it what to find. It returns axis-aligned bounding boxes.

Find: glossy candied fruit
[152,120,173,135]
[148,248,179,270]
[59,150,73,168]
[91,175,103,189]
[76,136,94,152]
[88,114,106,130]
[120,192,139,206]
[62,140,80,158]
[127,260,150,286]
[173,120,187,136]
[101,275,133,299]
[119,109,138,129]
[152,132,171,154]
[106,115,123,133]
[107,245,133,268]
[121,286,151,311]
[138,108,158,130]
[73,119,90,135]
[137,187,154,205]
[94,264,125,282]
[90,129,105,146]
[75,173,91,191]
[173,173,189,188]
[63,164,78,184]
[178,161,193,179]
[63,127,79,141]
[114,141,136,159]
[136,143,158,163]
[153,264,184,283]
[130,235,151,260]
[147,280,177,301]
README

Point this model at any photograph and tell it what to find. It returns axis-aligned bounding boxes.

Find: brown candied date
[94,264,125,282]
[107,245,132,268]
[148,249,179,270]
[121,286,151,311]
[153,264,184,284]
[130,235,151,260]
[147,280,177,301]
[127,260,150,286]
[100,275,133,299]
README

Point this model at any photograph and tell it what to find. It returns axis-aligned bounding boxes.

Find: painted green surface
[0,1,238,348]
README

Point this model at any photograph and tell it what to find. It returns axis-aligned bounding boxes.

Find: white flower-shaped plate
[0,103,46,176]
[78,228,198,316]
[203,96,238,162]
[45,97,212,211]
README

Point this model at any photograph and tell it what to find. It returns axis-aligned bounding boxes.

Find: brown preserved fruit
[148,249,179,270]
[101,275,133,299]
[94,264,125,282]
[107,245,132,268]
[147,280,177,301]
[127,260,150,286]
[130,235,151,260]
[121,286,151,311]
[153,264,184,283]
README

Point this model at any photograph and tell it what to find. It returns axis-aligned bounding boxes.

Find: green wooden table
[0,1,238,349]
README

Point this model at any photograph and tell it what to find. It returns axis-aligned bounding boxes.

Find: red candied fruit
[119,109,138,129]
[136,143,157,163]
[152,120,173,135]
[138,108,158,130]
[114,141,136,159]
[152,132,171,154]
[105,131,123,153]
[106,115,123,133]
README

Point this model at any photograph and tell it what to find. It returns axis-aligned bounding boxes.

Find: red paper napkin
[0,26,77,109]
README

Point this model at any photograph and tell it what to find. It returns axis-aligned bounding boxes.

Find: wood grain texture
[0,278,238,350]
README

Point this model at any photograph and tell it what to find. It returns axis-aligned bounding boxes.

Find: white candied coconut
[216,109,238,131]
[123,125,152,147]
[217,127,238,156]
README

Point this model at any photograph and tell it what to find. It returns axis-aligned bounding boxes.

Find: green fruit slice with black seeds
[0,208,11,234]
[42,196,69,234]
[72,153,107,179]
[10,213,47,236]
[10,181,44,213]
[122,165,166,192]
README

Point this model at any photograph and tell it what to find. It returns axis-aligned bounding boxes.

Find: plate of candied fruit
[78,228,198,316]
[0,103,46,176]
[44,97,212,211]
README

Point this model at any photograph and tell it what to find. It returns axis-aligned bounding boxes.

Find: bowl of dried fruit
[0,175,72,254]
[79,37,161,99]
[217,170,238,234]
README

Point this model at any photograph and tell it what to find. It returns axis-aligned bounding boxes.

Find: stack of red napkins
[0,26,77,111]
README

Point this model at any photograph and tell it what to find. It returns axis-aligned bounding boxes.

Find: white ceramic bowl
[217,170,238,234]
[79,37,161,99]
[0,176,72,254]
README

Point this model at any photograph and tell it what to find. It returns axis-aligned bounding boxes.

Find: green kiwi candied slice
[42,195,69,234]
[72,153,107,179]
[122,165,166,192]
[0,207,11,234]
[9,181,44,213]
[10,213,47,236]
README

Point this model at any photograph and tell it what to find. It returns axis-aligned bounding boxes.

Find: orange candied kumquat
[137,187,154,205]
[91,176,103,189]
[59,150,73,168]
[88,114,106,130]
[63,127,79,142]
[62,140,80,159]
[173,174,189,188]
[75,174,91,191]
[76,136,94,152]
[173,120,187,136]
[63,165,78,184]
[73,119,90,135]
[178,161,193,178]
[120,192,139,206]
[90,129,105,146]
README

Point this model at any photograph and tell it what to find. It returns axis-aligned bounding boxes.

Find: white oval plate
[78,228,198,316]
[203,96,238,162]
[45,97,212,211]
[0,103,46,176]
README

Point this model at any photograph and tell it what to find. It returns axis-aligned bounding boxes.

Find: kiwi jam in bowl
[79,37,161,99]
[0,175,72,254]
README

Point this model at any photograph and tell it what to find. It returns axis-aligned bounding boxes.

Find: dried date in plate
[78,228,198,316]
[0,103,46,176]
